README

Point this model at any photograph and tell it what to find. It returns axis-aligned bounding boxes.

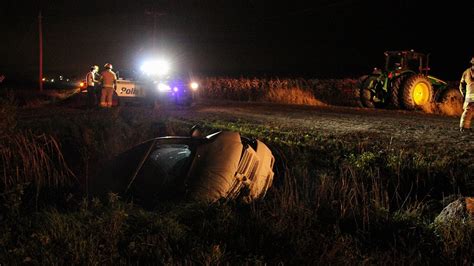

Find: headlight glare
[190,82,199,91]
[141,59,171,76]
[157,83,171,92]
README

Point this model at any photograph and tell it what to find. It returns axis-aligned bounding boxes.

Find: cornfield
[198,77,361,106]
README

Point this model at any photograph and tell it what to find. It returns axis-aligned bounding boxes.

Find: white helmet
[104,63,113,69]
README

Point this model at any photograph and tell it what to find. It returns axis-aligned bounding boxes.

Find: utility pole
[145,8,165,51]
[38,10,43,91]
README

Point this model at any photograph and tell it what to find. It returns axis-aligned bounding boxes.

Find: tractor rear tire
[360,76,377,108]
[401,74,434,110]
[387,75,409,109]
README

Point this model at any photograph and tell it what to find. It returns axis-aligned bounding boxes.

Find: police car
[114,59,199,107]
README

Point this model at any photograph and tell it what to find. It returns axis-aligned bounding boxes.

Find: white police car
[113,59,199,107]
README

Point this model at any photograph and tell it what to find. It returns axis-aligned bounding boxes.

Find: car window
[148,144,192,180]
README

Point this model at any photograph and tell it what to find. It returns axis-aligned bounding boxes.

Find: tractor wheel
[360,76,376,108]
[387,75,408,109]
[401,74,434,110]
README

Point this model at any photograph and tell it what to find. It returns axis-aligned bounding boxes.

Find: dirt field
[166,101,471,149]
[19,99,472,145]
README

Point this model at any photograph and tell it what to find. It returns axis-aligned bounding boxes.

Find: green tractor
[358,50,448,109]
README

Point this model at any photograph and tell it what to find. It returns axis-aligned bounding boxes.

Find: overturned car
[90,129,275,205]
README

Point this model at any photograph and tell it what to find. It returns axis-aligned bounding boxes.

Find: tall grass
[0,131,76,212]
[1,132,75,189]
[263,87,325,105]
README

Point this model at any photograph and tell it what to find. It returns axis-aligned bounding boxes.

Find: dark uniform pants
[87,86,98,107]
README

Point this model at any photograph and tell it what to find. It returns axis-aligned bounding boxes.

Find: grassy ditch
[0,102,473,264]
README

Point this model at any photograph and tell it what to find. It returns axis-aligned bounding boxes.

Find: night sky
[1,0,473,82]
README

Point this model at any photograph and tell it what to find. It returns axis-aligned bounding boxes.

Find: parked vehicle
[114,75,199,107]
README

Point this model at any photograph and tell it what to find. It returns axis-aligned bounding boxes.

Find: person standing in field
[459,57,474,132]
[86,65,100,108]
[100,63,117,108]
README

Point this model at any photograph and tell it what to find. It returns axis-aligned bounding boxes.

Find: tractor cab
[384,50,430,75]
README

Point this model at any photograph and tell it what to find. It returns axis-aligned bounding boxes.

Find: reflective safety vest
[461,68,474,103]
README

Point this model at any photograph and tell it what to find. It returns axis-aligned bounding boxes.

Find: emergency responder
[100,63,117,108]
[86,65,99,107]
[459,57,474,132]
